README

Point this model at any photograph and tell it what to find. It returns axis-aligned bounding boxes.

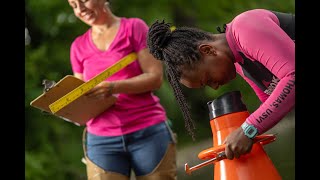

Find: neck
[92,10,120,34]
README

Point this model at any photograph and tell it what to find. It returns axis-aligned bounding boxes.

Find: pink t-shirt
[70,17,167,136]
[225,9,295,134]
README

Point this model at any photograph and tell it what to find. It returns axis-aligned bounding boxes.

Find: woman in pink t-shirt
[147,9,294,160]
[67,0,177,179]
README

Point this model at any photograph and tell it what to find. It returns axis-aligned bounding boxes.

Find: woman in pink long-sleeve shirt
[147,9,295,160]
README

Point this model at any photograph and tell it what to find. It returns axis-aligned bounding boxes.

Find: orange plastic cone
[199,91,282,180]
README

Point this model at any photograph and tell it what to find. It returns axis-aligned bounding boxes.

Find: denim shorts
[86,121,176,176]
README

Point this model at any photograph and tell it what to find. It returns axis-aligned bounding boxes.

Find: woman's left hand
[223,127,254,160]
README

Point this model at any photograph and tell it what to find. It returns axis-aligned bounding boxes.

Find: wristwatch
[241,122,258,139]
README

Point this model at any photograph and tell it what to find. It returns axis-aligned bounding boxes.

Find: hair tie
[216,24,226,33]
[170,26,176,32]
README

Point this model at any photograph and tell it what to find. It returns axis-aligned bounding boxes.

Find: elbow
[152,75,163,90]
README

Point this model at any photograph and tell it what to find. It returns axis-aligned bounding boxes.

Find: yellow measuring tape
[49,52,137,113]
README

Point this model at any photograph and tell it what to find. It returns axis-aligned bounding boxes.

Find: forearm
[111,72,163,94]
[246,72,295,134]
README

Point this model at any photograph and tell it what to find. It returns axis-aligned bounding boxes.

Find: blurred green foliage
[25,0,294,179]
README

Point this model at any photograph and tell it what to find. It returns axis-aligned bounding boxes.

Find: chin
[82,18,96,26]
[87,20,96,25]
[231,71,237,80]
[232,73,236,79]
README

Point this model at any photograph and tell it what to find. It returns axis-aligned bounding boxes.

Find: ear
[199,44,217,56]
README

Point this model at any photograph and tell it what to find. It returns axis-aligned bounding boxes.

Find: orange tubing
[199,111,281,180]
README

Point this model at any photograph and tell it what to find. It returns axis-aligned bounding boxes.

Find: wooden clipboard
[30,75,117,126]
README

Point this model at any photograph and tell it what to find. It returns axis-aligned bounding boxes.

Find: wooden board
[30,75,117,126]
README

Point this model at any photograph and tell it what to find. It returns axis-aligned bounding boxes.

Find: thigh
[127,121,175,176]
[86,132,131,176]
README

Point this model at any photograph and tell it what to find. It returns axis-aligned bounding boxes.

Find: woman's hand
[223,127,254,160]
[85,81,115,99]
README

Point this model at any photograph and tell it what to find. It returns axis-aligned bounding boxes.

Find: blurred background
[25,0,295,179]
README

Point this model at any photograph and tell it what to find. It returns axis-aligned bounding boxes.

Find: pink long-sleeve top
[225,9,295,134]
[70,17,167,136]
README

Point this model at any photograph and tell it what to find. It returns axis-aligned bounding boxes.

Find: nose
[209,82,219,90]
[74,2,85,16]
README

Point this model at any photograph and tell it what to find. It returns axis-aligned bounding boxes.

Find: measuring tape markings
[49,52,138,113]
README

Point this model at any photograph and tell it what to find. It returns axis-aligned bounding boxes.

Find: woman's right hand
[85,81,115,99]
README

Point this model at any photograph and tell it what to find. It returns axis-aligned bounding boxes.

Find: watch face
[246,126,258,138]
[242,122,258,139]
[248,128,255,135]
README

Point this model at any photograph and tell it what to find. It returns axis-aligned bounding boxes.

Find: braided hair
[147,20,215,140]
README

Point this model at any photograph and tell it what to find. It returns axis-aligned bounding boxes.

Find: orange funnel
[200,91,281,180]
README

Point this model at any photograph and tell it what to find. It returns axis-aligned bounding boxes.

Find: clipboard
[30,75,117,126]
